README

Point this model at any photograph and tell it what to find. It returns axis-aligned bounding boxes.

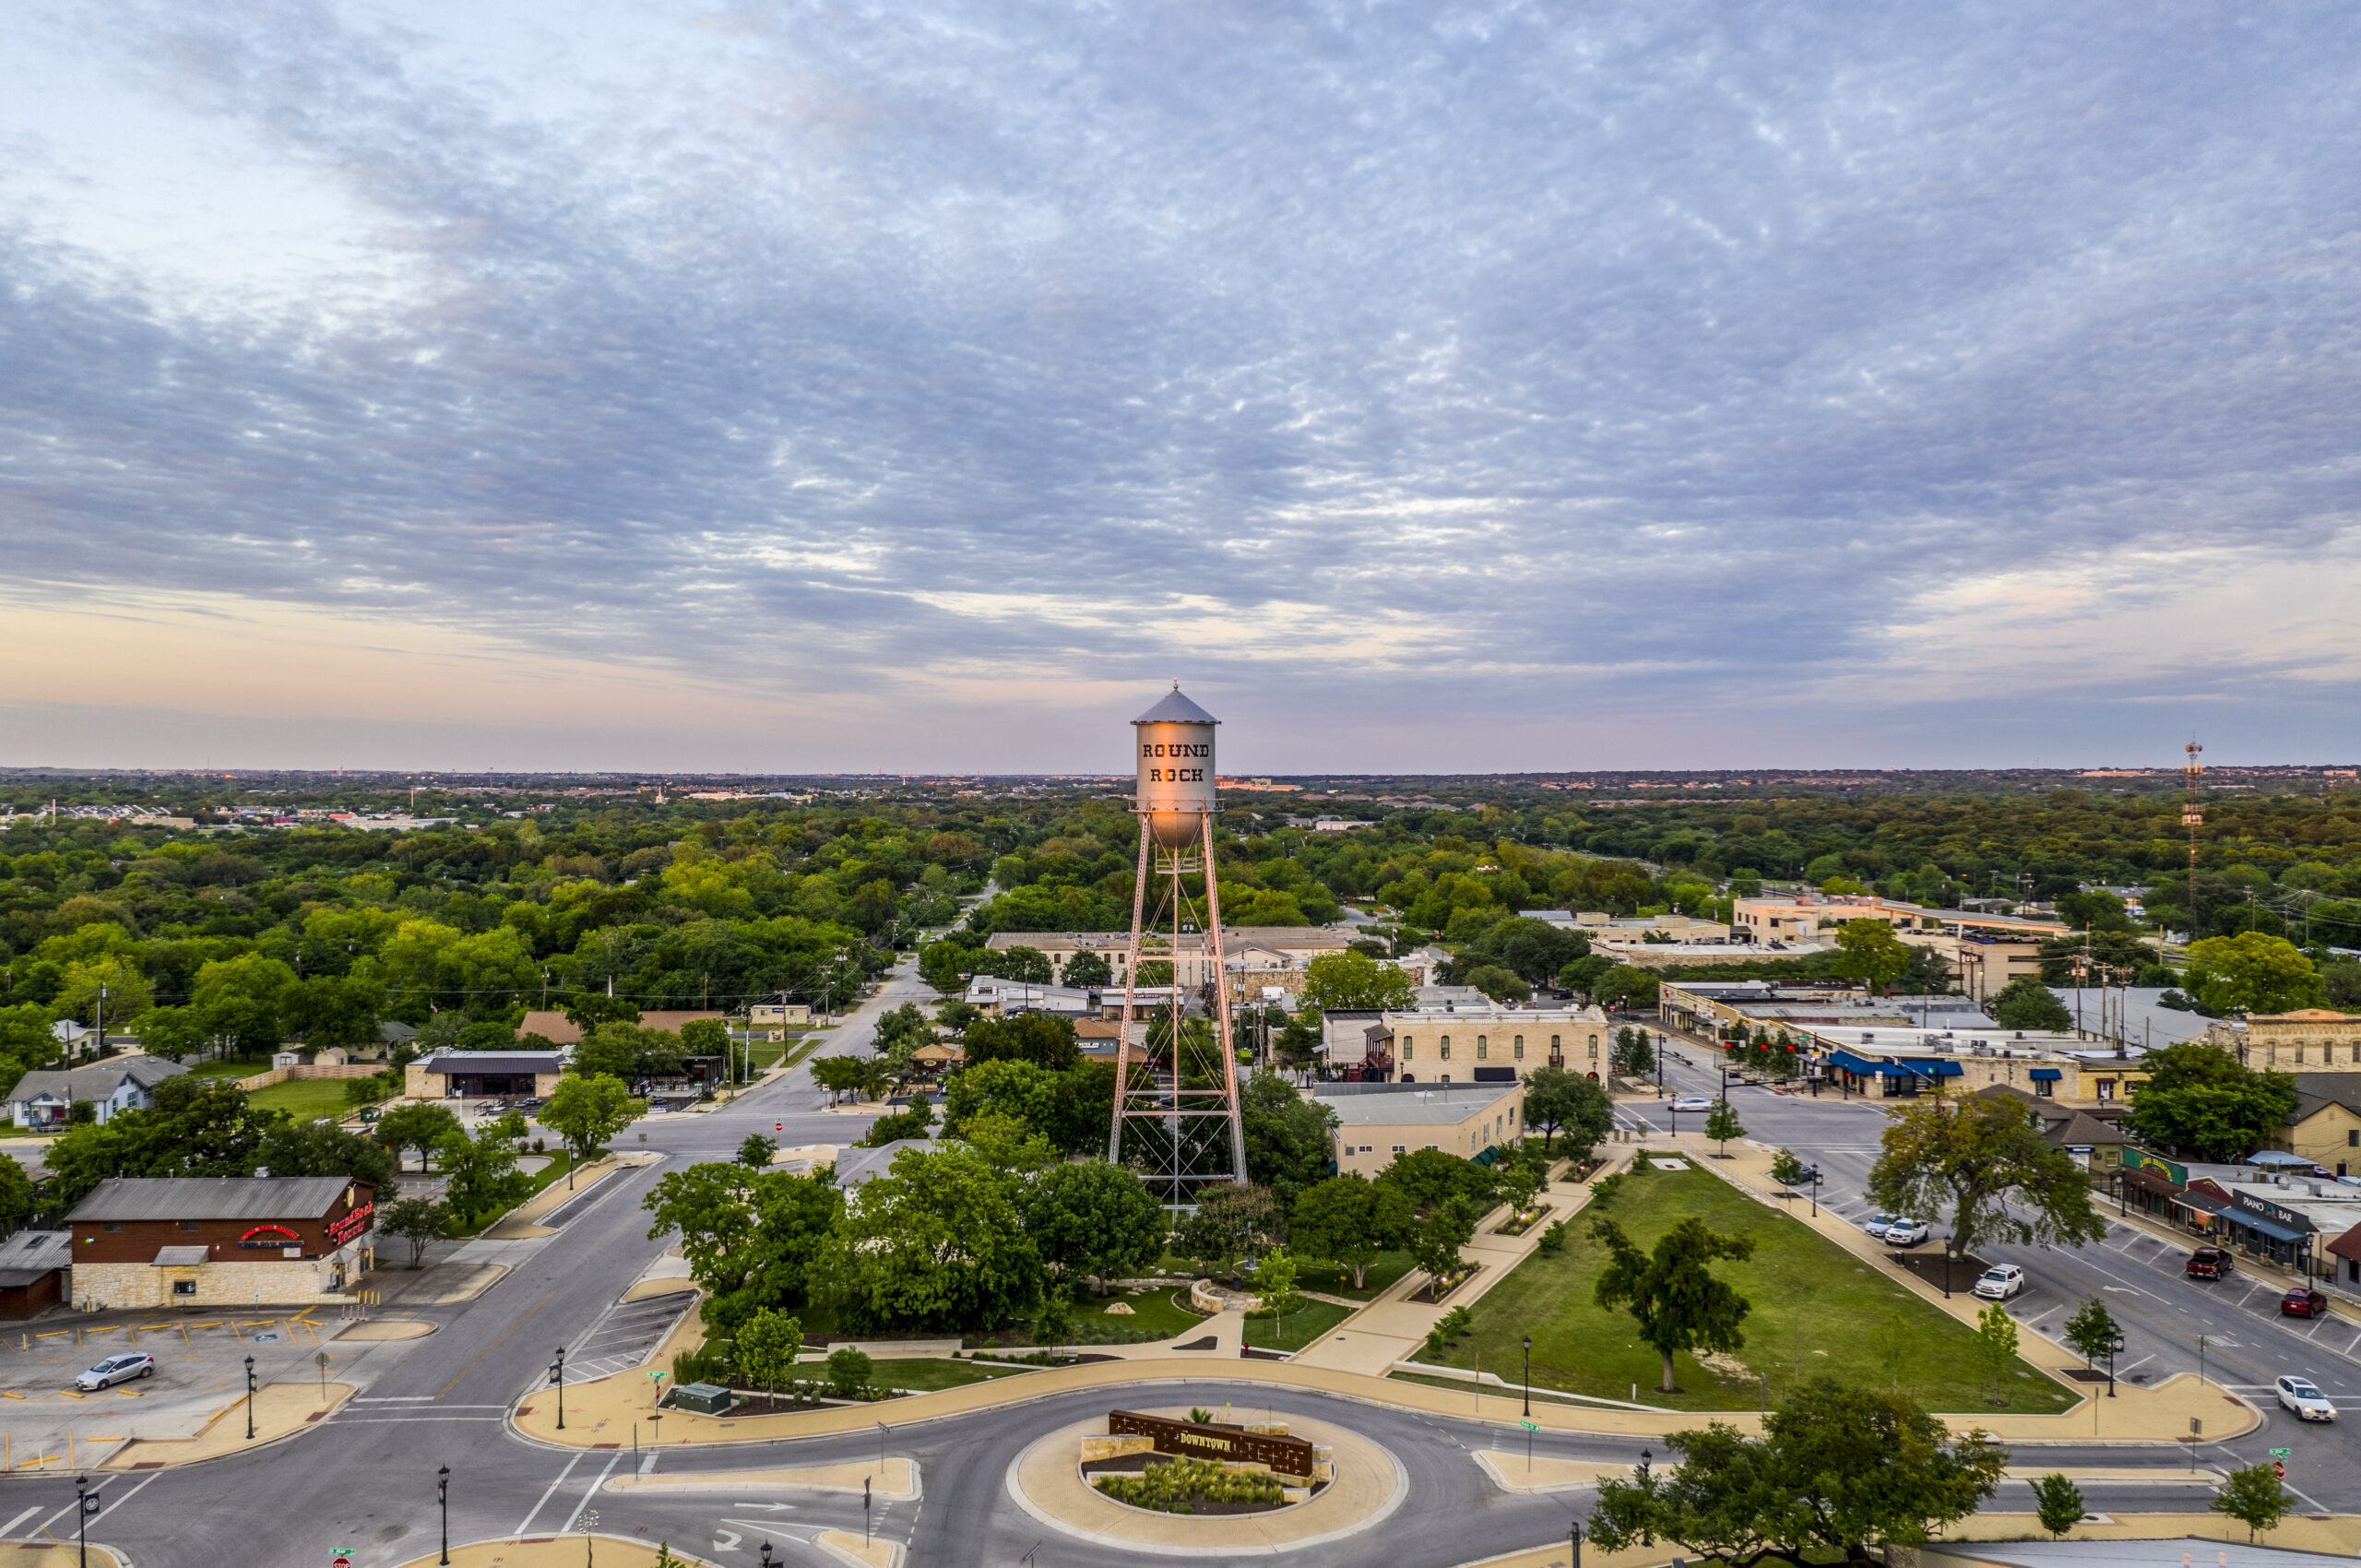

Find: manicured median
[1418,1164,2076,1415]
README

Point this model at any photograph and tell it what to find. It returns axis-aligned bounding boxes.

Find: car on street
[1972,1265,2026,1301]
[1883,1218,1931,1247]
[76,1352,154,1391]
[2186,1247,2235,1279]
[1863,1212,1902,1238]
[2276,1375,2338,1421]
[2282,1287,2331,1319]
[1670,1096,1713,1112]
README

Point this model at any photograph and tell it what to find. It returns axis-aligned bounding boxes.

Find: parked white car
[1882,1218,1931,1247]
[1670,1096,1713,1112]
[1972,1265,2025,1301]
[76,1352,154,1391]
[2277,1375,2338,1422]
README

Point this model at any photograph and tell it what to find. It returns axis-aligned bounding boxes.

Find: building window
[1401,1038,1413,1061]
[2349,1129,2357,1148]
[1392,1146,1406,1155]
[172,1280,196,1297]
[1477,1036,1488,1061]
[1440,1036,1452,1061]
[1588,1035,1599,1059]
[1514,1037,1525,1061]
[103,1222,123,1233]
[178,1220,201,1232]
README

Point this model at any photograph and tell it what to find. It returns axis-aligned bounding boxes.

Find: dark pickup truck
[2187,1246,2235,1279]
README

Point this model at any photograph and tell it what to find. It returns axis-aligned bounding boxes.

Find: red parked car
[2186,1247,2235,1280]
[2282,1287,2331,1318]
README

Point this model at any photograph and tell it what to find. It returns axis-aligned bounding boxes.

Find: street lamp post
[76,1474,96,1568]
[2106,1330,2125,1398]
[437,1465,450,1566]
[244,1355,256,1440]
[1571,1519,1583,1568]
[1522,1335,1532,1417]
[552,1346,567,1431]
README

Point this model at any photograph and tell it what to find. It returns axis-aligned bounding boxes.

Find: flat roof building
[1313,1080,1525,1178]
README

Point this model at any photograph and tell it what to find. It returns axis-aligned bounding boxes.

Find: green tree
[1288,1174,1411,1289]
[1767,1148,1808,1191]
[825,1345,873,1397]
[2031,1473,2085,1538]
[1987,976,2073,1031]
[1463,964,1533,1004]
[1586,1380,2006,1568]
[1171,1182,1286,1277]
[1022,1158,1166,1291]
[192,953,300,1054]
[437,1120,535,1227]
[919,941,969,993]
[561,992,642,1033]
[1298,949,1417,1012]
[2122,1040,2299,1161]
[256,1118,397,1191]
[383,1196,451,1267]
[2211,1462,2293,1543]
[1254,1245,1305,1318]
[809,1055,870,1100]
[738,1133,777,1170]
[1522,1065,1612,1158]
[42,1076,278,1208]
[1592,966,1661,1011]
[1974,1301,2019,1395]
[1060,950,1113,990]
[0,1153,34,1235]
[1240,1070,1339,1207]
[734,1308,803,1396]
[1704,1099,1746,1156]
[540,1073,647,1164]
[1378,1146,1497,1215]
[374,1102,462,1173]
[641,1163,842,1334]
[1408,1194,1479,1287]
[1868,1096,2108,1263]
[819,1145,1044,1332]
[2060,1297,2118,1371]
[1591,1214,1758,1393]
[1611,1026,1655,1075]
[960,1013,1080,1071]
[679,1017,729,1057]
[2185,932,2323,1016]
[279,974,386,1049]
[943,1058,1061,1141]
[1831,919,1913,992]
[1033,1284,1074,1348]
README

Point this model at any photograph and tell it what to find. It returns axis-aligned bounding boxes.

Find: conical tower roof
[1133,684,1219,725]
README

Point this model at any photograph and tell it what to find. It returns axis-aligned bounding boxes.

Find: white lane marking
[0,1509,38,1538]
[515,1450,585,1537]
[89,1472,159,1525]
[563,1450,625,1533]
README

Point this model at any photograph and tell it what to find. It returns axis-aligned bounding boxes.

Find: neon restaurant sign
[238,1224,303,1250]
[326,1203,375,1247]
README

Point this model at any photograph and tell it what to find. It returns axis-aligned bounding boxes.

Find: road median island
[481,1154,623,1239]
[99,1380,354,1469]
[392,1538,722,1568]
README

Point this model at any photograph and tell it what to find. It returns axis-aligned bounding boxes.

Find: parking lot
[0,1304,425,1468]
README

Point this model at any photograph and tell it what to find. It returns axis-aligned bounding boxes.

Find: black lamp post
[1522,1335,1532,1417]
[1639,1448,1652,1479]
[759,1546,773,1568]
[437,1465,450,1565]
[2106,1330,2125,1398]
[1571,1519,1583,1568]
[76,1474,96,1568]
[244,1355,256,1440]
[1808,1168,1821,1219]
[552,1347,566,1431]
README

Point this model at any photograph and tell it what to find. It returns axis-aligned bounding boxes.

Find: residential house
[6,1055,188,1129]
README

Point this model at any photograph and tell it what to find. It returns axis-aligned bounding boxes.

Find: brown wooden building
[66,1176,377,1309]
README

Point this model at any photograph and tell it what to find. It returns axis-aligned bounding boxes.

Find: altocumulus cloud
[3,0,2360,767]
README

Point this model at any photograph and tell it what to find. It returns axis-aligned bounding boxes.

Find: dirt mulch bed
[1494,1205,1554,1238]
[1173,1335,1220,1351]
[1889,1249,1990,1293]
[1080,1454,1324,1516]
[1407,1265,1483,1305]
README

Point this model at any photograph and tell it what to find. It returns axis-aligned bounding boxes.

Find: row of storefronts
[2113,1146,2361,1283]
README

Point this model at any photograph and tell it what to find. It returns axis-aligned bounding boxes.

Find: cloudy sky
[4,2,2358,775]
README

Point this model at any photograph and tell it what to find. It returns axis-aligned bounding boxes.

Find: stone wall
[71,1255,355,1310]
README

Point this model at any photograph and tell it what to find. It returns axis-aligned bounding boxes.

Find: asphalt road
[6,991,2337,1567]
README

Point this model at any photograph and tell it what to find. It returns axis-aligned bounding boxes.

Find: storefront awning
[2225,1210,2309,1245]
[2172,1189,2230,1216]
[1891,1058,1964,1078]
[2028,1068,2062,1081]
[1827,1050,1880,1076]
[2118,1167,2182,1197]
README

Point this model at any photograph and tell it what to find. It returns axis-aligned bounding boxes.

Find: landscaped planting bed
[1085,1455,1289,1515]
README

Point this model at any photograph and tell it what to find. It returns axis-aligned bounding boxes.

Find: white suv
[1972,1265,2025,1301]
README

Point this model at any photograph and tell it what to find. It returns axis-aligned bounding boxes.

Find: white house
[7,1056,190,1129]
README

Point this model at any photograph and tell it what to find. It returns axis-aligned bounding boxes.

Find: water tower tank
[1133,685,1219,848]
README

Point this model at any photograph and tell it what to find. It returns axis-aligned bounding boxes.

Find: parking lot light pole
[437,1465,450,1566]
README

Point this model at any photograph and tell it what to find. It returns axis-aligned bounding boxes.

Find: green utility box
[670,1381,735,1415]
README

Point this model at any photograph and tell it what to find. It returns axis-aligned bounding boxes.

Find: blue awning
[1828,1050,1880,1075]
[2225,1211,2309,1245]
[1891,1059,1964,1079]
[2028,1068,2062,1081]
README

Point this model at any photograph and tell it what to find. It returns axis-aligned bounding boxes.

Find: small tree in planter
[826,1345,873,1399]
[736,1308,803,1403]
[1703,1099,1745,1157]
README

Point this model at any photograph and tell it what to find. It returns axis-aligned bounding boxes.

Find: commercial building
[2206,1009,2361,1069]
[65,1176,377,1307]
[1313,1081,1525,1178]
[6,1055,187,1129]
[404,1051,567,1100]
[2273,1074,2361,1177]
[747,996,813,1039]
[1731,893,2068,944]
[1522,910,1735,944]
[1334,1002,1609,1083]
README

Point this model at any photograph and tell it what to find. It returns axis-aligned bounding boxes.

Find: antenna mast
[2182,740,2204,944]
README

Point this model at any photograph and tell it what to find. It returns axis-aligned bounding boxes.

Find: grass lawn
[872,1357,1044,1392]
[245,1076,362,1121]
[1072,1286,1210,1341]
[1241,1299,1352,1352]
[780,1035,826,1072]
[186,1057,272,1080]
[1422,1165,2076,1415]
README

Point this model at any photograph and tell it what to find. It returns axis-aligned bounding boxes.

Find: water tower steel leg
[1201,814,1250,1185]
[1109,814,1154,1164]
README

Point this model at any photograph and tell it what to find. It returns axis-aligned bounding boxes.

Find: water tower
[1108,683,1249,1199]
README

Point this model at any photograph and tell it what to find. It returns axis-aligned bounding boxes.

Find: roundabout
[1005,1404,1408,1556]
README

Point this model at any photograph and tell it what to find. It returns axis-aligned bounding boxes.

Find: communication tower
[1108,684,1249,1202]
[2183,739,2204,940]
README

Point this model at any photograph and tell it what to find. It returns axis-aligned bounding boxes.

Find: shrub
[826,1345,873,1398]
[1093,1456,1284,1513]
[1537,1219,1569,1256]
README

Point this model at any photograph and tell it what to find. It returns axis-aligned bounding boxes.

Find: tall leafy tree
[1987,976,2073,1031]
[1868,1097,2109,1262]
[1830,920,1913,992]
[1704,1099,1746,1156]
[1591,1215,1757,1393]
[2060,1298,2118,1371]
[373,1102,462,1172]
[2212,1463,2293,1543]
[819,1146,1043,1332]
[960,1013,1080,1071]
[1587,1380,2006,1567]
[541,1072,647,1164]
[1240,1070,1339,1207]
[2031,1474,2086,1539]
[2184,932,2322,1016]
[2122,1041,2298,1161]
[1023,1158,1165,1290]
[1522,1065,1612,1158]
[43,1076,278,1207]
[436,1118,535,1227]
[642,1163,842,1334]
[1288,1174,1411,1289]
[1298,950,1417,1012]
